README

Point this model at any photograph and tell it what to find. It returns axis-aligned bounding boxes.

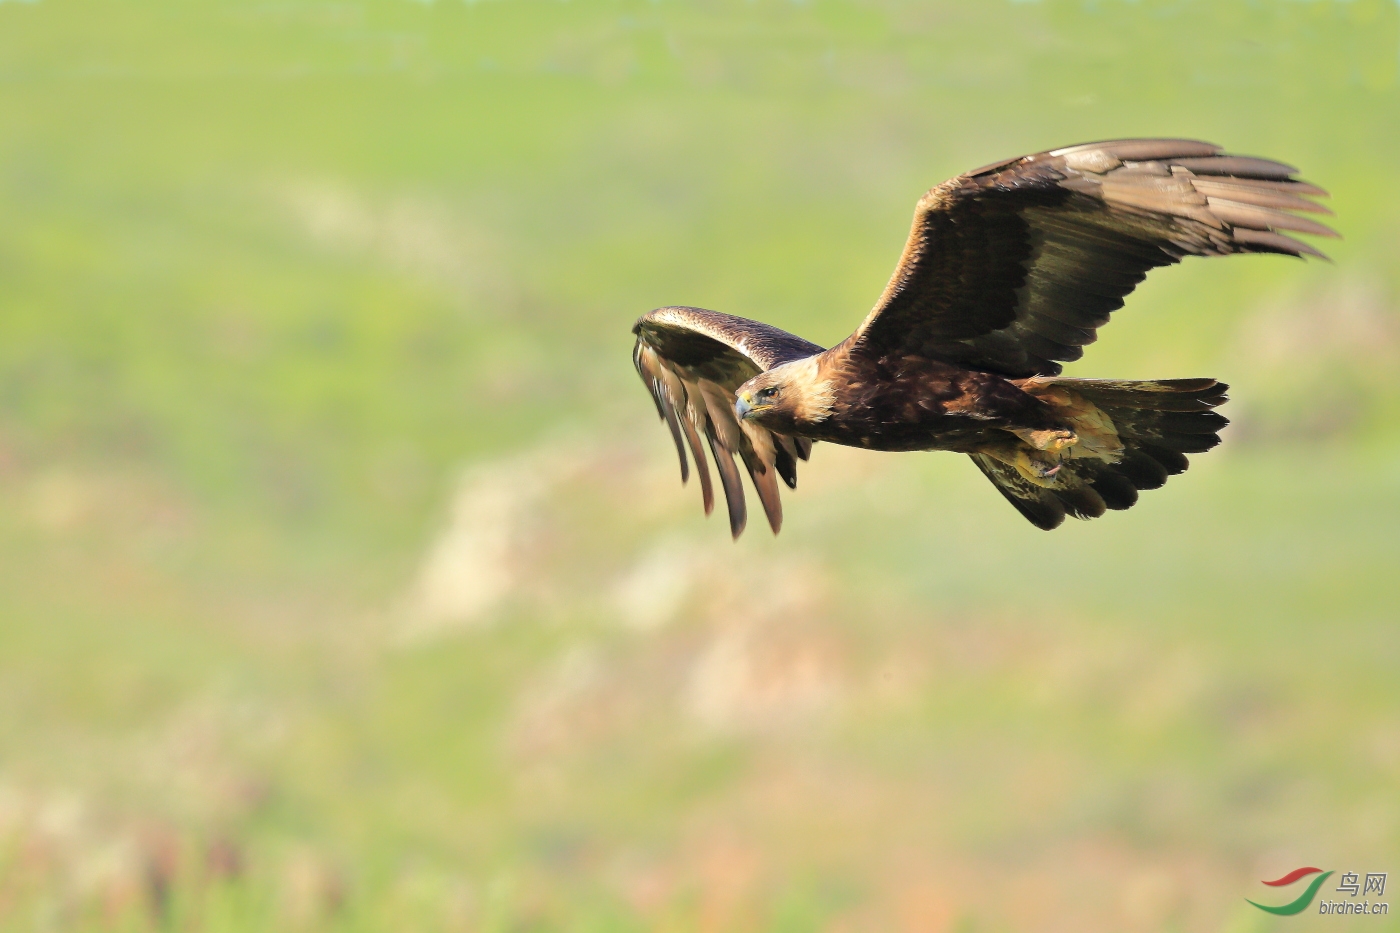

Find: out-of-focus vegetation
[1,1,1398,930]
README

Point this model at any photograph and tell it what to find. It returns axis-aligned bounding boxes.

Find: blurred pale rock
[685,623,843,731]
[281,846,346,929]
[675,552,846,732]
[612,538,698,631]
[511,644,609,756]
[1119,868,1182,930]
[276,179,510,308]
[30,469,98,533]
[398,447,588,640]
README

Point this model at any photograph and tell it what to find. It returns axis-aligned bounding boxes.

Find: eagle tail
[972,378,1229,530]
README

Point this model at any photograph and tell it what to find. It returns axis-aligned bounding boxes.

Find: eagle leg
[1010,426,1079,454]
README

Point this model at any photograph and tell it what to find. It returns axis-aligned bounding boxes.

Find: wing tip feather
[1231,227,1332,261]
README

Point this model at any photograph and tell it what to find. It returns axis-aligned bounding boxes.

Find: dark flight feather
[676,388,714,515]
[632,307,823,536]
[849,138,1334,378]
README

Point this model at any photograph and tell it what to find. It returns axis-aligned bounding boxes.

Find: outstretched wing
[632,306,824,538]
[851,139,1336,377]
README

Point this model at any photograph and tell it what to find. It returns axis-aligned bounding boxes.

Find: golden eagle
[632,139,1333,535]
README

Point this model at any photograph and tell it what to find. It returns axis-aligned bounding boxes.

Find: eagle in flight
[631,139,1333,535]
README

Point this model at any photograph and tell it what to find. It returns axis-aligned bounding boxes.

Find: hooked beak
[734,393,753,420]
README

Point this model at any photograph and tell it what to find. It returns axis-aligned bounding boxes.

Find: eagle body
[631,139,1334,535]
[757,348,1061,454]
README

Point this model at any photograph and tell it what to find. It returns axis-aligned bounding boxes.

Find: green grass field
[1,1,1399,930]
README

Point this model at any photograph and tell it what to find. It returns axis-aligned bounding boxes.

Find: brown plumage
[631,139,1334,535]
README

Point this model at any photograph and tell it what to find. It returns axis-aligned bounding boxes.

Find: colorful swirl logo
[1248,867,1334,916]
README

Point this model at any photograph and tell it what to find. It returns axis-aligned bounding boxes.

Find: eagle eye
[757,386,778,400]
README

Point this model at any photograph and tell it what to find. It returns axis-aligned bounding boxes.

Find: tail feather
[973,377,1228,530]
[1088,469,1138,510]
[1116,450,1169,490]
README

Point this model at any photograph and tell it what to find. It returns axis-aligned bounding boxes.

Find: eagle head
[734,356,834,430]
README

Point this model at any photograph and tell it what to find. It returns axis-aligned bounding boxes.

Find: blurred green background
[1,0,1399,930]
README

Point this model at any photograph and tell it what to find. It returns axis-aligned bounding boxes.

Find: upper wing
[850,139,1336,377]
[632,306,824,538]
